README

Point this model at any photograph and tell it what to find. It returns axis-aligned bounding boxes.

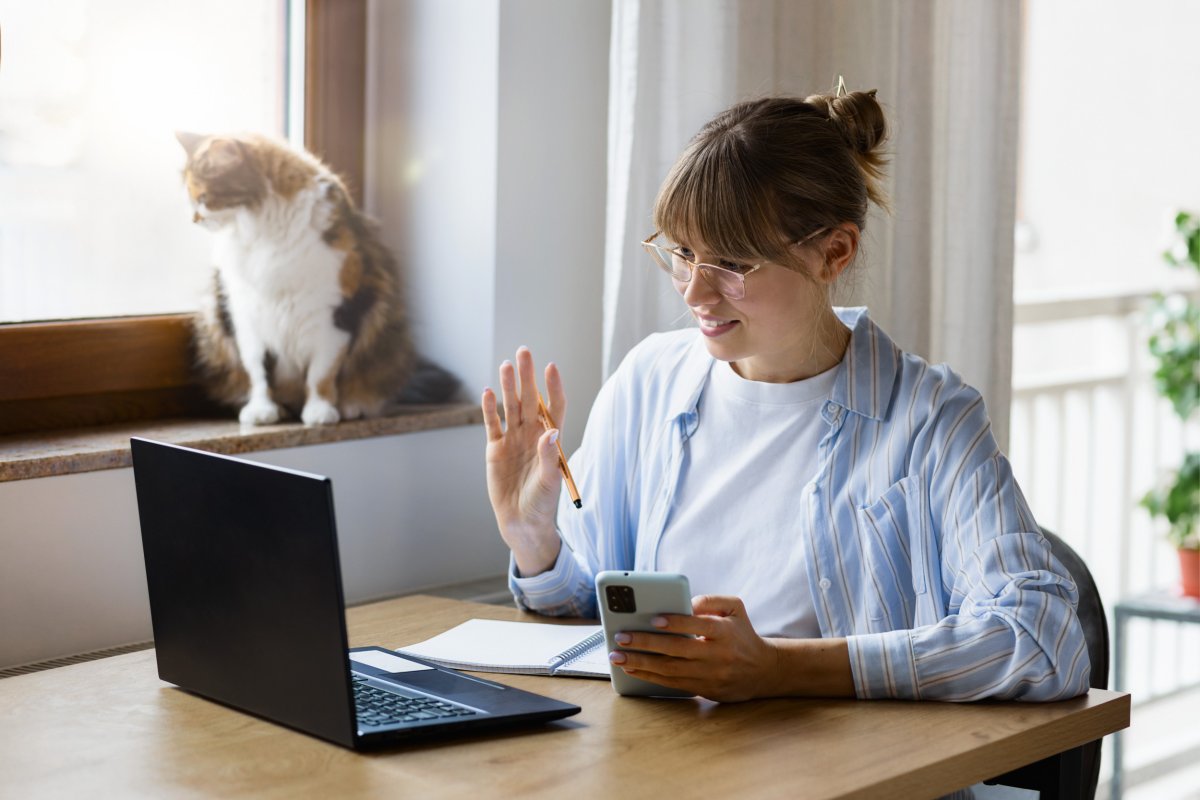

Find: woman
[480,90,1090,704]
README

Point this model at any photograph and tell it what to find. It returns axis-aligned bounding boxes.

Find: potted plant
[1140,211,1200,598]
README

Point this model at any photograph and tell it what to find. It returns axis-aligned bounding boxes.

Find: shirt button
[819,578,832,590]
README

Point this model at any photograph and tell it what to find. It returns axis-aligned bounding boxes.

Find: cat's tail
[396,356,462,405]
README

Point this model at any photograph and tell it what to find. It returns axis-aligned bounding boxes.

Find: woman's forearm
[766,636,856,698]
[506,523,562,577]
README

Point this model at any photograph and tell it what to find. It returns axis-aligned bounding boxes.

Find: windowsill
[0,403,483,483]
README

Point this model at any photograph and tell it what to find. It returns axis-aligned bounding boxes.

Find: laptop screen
[130,438,357,747]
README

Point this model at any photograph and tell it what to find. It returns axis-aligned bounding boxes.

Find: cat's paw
[239,399,282,425]
[301,398,341,426]
[339,403,366,421]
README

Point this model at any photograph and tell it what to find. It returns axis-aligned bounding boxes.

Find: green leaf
[1143,452,1200,548]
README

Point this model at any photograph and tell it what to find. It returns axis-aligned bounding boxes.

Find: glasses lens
[645,243,676,275]
[643,241,747,298]
[654,246,691,281]
[668,251,696,281]
[699,266,745,300]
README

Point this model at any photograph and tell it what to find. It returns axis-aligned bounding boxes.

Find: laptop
[129,437,580,749]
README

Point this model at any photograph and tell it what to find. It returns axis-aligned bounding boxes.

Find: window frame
[0,0,367,436]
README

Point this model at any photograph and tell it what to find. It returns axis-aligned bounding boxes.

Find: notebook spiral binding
[548,630,606,670]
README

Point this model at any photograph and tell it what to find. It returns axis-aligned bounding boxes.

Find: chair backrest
[1040,527,1109,692]
[1041,527,1108,799]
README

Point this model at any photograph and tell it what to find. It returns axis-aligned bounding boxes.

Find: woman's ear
[817,223,859,283]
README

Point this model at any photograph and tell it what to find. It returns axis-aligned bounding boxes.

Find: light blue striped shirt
[511,307,1091,702]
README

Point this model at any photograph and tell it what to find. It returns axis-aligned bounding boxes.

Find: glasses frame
[639,228,829,301]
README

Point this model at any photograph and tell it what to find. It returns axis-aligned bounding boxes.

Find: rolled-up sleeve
[848,437,1091,701]
[509,538,597,617]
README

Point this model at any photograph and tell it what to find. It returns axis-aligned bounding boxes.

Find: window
[1010,1,1200,592]
[0,0,288,323]
[0,0,366,435]
[1009,4,1200,793]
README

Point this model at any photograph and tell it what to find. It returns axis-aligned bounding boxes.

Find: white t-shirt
[655,359,837,639]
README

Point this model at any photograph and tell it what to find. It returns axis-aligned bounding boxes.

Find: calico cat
[176,131,456,425]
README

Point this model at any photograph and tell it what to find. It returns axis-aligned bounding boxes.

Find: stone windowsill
[0,403,483,482]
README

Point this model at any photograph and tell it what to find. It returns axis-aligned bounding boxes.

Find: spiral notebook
[396,619,610,679]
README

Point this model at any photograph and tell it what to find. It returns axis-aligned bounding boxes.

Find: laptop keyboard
[352,675,478,728]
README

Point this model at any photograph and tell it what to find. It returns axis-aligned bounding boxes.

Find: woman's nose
[679,268,722,306]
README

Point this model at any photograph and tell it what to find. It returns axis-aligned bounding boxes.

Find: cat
[176,131,457,425]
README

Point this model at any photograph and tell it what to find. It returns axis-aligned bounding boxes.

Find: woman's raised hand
[481,347,567,577]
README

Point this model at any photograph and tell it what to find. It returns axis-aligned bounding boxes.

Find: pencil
[537,391,582,509]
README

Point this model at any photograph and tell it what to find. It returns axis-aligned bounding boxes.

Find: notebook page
[397,619,602,674]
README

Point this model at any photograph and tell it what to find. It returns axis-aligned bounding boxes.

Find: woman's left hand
[608,595,780,703]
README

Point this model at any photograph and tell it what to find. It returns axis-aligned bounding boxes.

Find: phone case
[594,571,695,698]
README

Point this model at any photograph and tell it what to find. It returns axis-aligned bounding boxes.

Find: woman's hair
[652,90,889,270]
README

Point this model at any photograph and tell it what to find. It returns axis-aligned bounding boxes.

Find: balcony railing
[1010,288,1200,797]
[1012,288,1199,696]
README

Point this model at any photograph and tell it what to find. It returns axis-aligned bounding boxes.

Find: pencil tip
[573,499,582,509]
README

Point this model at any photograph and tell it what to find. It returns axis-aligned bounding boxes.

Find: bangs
[652,135,795,267]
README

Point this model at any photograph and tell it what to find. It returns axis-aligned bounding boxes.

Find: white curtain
[603,0,1021,450]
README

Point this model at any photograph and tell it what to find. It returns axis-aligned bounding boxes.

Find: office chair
[984,527,1110,799]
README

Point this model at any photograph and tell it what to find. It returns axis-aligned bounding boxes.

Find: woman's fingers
[611,649,704,681]
[493,349,566,442]
[537,427,563,488]
[515,347,539,427]
[644,597,746,639]
[498,359,520,429]
[614,629,703,659]
[606,606,772,702]
[481,388,503,442]
[545,362,567,428]
[691,595,745,618]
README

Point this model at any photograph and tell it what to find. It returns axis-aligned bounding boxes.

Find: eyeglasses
[640,228,828,300]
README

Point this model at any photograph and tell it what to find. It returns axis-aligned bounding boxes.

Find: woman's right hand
[481,347,567,577]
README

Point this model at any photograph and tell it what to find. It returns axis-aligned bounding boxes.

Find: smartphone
[594,570,695,698]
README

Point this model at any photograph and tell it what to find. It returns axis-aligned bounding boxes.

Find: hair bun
[803,88,887,156]
[803,87,889,209]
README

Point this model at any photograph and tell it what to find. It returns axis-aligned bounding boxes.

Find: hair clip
[835,75,848,98]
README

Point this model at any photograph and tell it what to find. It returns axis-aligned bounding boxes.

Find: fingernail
[609,651,627,664]
[549,429,559,444]
[614,632,631,645]
[501,360,512,368]
[651,616,668,628]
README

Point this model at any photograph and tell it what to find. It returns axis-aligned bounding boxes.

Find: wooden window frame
[0,0,367,436]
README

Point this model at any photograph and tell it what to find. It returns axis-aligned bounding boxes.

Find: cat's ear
[176,131,208,158]
[205,138,245,170]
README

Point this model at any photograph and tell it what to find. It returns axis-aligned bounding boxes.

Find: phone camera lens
[605,585,637,613]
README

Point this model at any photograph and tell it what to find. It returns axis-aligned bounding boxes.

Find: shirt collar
[666,306,900,423]
[829,307,900,422]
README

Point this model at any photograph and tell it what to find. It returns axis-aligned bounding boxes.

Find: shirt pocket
[856,475,928,630]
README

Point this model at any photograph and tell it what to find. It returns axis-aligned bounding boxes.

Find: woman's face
[673,238,843,383]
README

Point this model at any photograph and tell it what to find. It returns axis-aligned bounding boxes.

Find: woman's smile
[695,313,739,337]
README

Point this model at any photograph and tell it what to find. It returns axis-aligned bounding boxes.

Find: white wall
[366,0,609,451]
[0,0,611,669]
[0,429,500,668]
[1014,0,1200,297]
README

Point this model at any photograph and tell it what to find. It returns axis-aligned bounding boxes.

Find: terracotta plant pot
[1180,548,1200,599]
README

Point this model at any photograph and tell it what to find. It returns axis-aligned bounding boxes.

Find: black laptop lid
[130,438,356,747]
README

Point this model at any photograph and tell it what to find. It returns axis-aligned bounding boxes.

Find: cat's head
[176,132,270,230]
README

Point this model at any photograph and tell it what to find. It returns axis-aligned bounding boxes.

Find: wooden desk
[0,596,1130,799]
